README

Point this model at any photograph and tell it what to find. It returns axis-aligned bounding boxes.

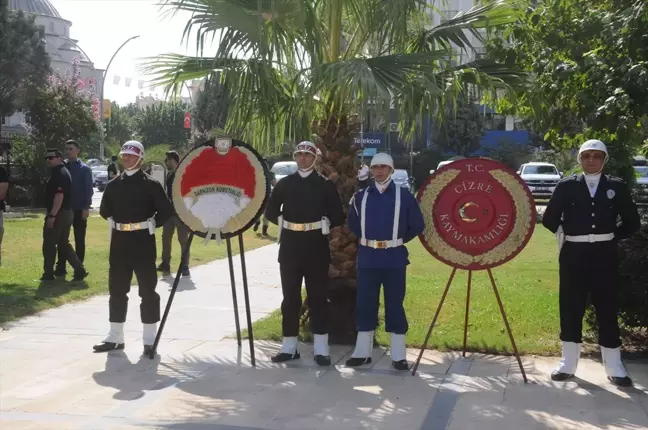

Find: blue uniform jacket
[348,181,425,269]
[66,159,93,211]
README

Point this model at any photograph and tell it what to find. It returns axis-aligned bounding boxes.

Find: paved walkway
[1,244,647,430]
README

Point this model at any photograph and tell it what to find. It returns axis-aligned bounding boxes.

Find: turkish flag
[184,112,191,129]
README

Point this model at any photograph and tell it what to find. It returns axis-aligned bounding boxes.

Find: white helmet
[293,141,318,158]
[578,139,609,171]
[119,140,145,159]
[370,152,394,169]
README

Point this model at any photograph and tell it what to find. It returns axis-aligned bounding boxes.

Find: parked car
[633,165,648,203]
[271,161,298,183]
[392,169,414,192]
[517,162,562,200]
[92,165,109,191]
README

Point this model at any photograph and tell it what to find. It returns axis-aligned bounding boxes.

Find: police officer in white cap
[346,152,425,370]
[265,141,344,366]
[94,141,173,355]
[543,139,640,386]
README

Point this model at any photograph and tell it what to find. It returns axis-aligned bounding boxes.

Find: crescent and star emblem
[459,202,479,223]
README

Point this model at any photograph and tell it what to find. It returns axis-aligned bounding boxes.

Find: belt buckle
[122,224,131,232]
[292,223,305,232]
[374,241,387,249]
[133,223,141,230]
[588,234,594,243]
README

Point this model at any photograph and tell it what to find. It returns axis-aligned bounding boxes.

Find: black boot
[551,370,574,381]
[271,351,300,363]
[314,355,331,366]
[54,266,67,277]
[181,266,191,277]
[93,342,125,353]
[253,221,259,232]
[608,376,633,387]
[143,345,155,356]
[262,225,268,236]
[72,269,89,282]
[40,273,55,281]
[392,360,409,371]
[345,357,372,367]
[157,263,170,275]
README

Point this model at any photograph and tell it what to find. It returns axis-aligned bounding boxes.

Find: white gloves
[358,165,369,181]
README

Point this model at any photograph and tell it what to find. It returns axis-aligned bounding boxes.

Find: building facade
[2,0,104,138]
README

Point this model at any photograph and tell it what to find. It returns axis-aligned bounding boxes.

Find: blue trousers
[356,268,408,334]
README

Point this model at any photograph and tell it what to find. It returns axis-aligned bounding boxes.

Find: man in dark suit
[542,139,641,387]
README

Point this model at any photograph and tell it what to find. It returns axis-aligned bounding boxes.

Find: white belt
[359,238,404,249]
[281,220,323,232]
[112,220,155,234]
[359,182,403,249]
[565,233,614,243]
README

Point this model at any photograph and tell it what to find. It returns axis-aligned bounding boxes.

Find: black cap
[165,151,180,163]
[44,148,62,158]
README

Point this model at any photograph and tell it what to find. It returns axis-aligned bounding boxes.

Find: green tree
[105,101,136,146]
[143,0,527,341]
[0,0,51,134]
[133,101,190,150]
[193,74,230,133]
[487,0,648,182]
[435,97,485,156]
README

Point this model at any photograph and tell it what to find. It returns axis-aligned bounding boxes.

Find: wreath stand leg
[226,238,242,346]
[238,234,256,367]
[412,268,457,375]
[462,270,473,358]
[412,268,528,383]
[487,269,527,383]
[150,232,195,359]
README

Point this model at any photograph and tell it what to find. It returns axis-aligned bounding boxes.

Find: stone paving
[1,243,647,430]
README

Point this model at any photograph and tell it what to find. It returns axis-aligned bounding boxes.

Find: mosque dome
[9,0,62,18]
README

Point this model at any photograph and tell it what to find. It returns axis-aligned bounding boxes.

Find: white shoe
[103,322,125,344]
[601,346,633,387]
[553,341,580,377]
[314,334,329,357]
[143,323,157,346]
[279,336,298,355]
[389,333,407,362]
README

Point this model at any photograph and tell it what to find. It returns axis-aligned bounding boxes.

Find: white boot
[143,323,157,346]
[390,333,407,362]
[103,322,125,344]
[314,334,329,357]
[553,341,580,378]
[601,346,629,379]
[351,331,374,358]
[279,336,298,354]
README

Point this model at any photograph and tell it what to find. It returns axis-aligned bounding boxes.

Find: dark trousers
[42,210,84,275]
[279,260,329,337]
[559,242,621,348]
[161,216,190,268]
[56,210,87,269]
[108,231,160,324]
[356,268,408,334]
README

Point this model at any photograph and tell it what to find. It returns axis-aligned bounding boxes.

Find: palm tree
[142,0,528,343]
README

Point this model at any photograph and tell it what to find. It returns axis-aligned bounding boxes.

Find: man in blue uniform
[346,152,425,371]
[543,139,640,387]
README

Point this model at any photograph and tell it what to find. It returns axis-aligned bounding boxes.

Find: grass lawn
[251,228,572,356]
[0,213,278,324]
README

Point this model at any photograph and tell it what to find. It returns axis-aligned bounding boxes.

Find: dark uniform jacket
[45,164,72,213]
[543,173,640,239]
[265,172,344,263]
[100,170,173,229]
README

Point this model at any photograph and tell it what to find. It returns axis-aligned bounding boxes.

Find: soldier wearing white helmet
[264,141,344,366]
[543,139,640,386]
[346,152,425,371]
[94,140,173,355]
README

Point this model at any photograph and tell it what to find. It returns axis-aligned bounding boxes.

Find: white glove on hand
[148,217,156,235]
[358,165,369,181]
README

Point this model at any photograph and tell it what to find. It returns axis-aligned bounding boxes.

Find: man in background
[253,159,276,236]
[157,151,191,277]
[55,140,93,276]
[0,165,8,267]
[42,149,88,281]
[107,155,120,180]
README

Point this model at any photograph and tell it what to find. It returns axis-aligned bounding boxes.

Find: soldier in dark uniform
[94,141,173,355]
[265,141,344,366]
[543,139,640,387]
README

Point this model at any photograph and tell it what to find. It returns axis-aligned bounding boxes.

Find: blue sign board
[362,148,377,157]
[354,132,386,149]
